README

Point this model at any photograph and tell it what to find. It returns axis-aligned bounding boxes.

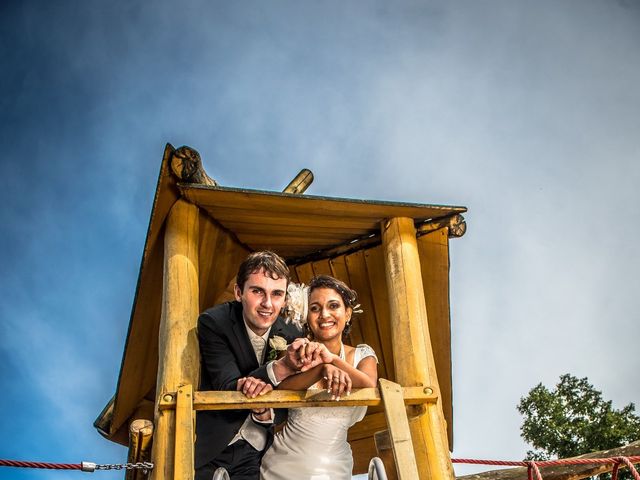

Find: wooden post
[151,199,200,480]
[381,217,454,480]
[126,419,153,480]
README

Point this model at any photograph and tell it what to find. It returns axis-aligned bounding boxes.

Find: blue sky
[1,1,639,478]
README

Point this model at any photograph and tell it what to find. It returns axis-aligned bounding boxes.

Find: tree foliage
[518,374,640,461]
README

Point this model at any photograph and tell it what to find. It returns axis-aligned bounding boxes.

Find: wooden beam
[158,386,437,411]
[173,384,195,480]
[456,441,640,480]
[125,419,153,480]
[150,199,200,480]
[282,168,314,194]
[170,146,216,186]
[416,214,467,238]
[381,217,454,480]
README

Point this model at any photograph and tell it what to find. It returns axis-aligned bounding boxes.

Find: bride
[259,275,378,480]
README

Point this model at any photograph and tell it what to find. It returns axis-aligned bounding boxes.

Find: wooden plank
[381,217,454,480]
[347,411,388,441]
[208,205,376,230]
[242,231,361,243]
[289,267,300,284]
[345,251,387,379]
[237,233,348,246]
[351,437,379,475]
[329,256,364,346]
[417,229,454,449]
[210,210,377,229]
[375,431,399,480]
[221,220,368,235]
[310,258,333,276]
[379,379,420,480]
[363,246,396,382]
[197,212,221,310]
[210,229,249,306]
[247,245,328,256]
[294,262,315,284]
[173,384,194,480]
[151,200,200,480]
[159,387,436,410]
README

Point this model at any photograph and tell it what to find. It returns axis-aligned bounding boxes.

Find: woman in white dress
[260,275,378,480]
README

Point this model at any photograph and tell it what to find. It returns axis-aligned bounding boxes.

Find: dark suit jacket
[195,301,302,469]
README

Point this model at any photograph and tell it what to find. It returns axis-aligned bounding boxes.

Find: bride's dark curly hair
[306,275,360,339]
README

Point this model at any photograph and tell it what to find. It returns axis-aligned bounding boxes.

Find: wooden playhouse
[94,144,468,480]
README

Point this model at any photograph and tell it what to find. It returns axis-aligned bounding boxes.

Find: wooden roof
[180,184,466,260]
[95,144,466,458]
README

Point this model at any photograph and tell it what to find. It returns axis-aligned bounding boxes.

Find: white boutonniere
[267,335,288,361]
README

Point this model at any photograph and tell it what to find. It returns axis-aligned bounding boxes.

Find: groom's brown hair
[236,250,290,292]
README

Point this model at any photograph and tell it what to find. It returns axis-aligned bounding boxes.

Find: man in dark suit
[195,251,306,480]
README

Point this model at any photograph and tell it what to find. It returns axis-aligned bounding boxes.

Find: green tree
[517,374,640,461]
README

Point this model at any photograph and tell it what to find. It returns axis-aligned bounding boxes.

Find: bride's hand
[322,364,351,400]
[300,342,333,371]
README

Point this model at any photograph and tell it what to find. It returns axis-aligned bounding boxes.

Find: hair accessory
[352,303,363,314]
[284,282,309,329]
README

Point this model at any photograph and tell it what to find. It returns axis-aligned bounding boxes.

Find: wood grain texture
[345,250,387,379]
[363,246,396,381]
[381,217,454,480]
[159,387,436,410]
[417,229,454,449]
[173,384,194,480]
[379,379,420,480]
[125,419,153,480]
[151,200,200,480]
[180,185,466,258]
[329,256,364,346]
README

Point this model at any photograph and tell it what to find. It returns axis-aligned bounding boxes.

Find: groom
[195,251,306,480]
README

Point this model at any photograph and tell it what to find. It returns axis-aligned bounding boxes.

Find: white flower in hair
[285,282,309,329]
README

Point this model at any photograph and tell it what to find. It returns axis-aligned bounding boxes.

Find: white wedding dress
[260,344,377,480]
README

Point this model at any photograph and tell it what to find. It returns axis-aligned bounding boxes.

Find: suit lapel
[230,303,259,371]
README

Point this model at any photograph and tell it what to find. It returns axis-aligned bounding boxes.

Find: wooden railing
[155,378,436,480]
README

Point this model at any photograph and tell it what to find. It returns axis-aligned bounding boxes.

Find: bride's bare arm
[331,355,377,388]
[277,364,325,390]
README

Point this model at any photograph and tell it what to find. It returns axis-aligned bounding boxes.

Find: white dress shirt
[229,322,275,451]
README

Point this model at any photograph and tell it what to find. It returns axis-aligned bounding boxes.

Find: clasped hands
[284,338,351,400]
[237,338,350,409]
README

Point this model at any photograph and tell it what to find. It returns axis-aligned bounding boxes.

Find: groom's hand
[272,338,318,382]
[278,337,309,373]
[237,376,273,398]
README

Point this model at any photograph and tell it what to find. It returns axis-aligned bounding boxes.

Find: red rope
[451,456,640,480]
[0,459,82,470]
[617,457,640,480]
